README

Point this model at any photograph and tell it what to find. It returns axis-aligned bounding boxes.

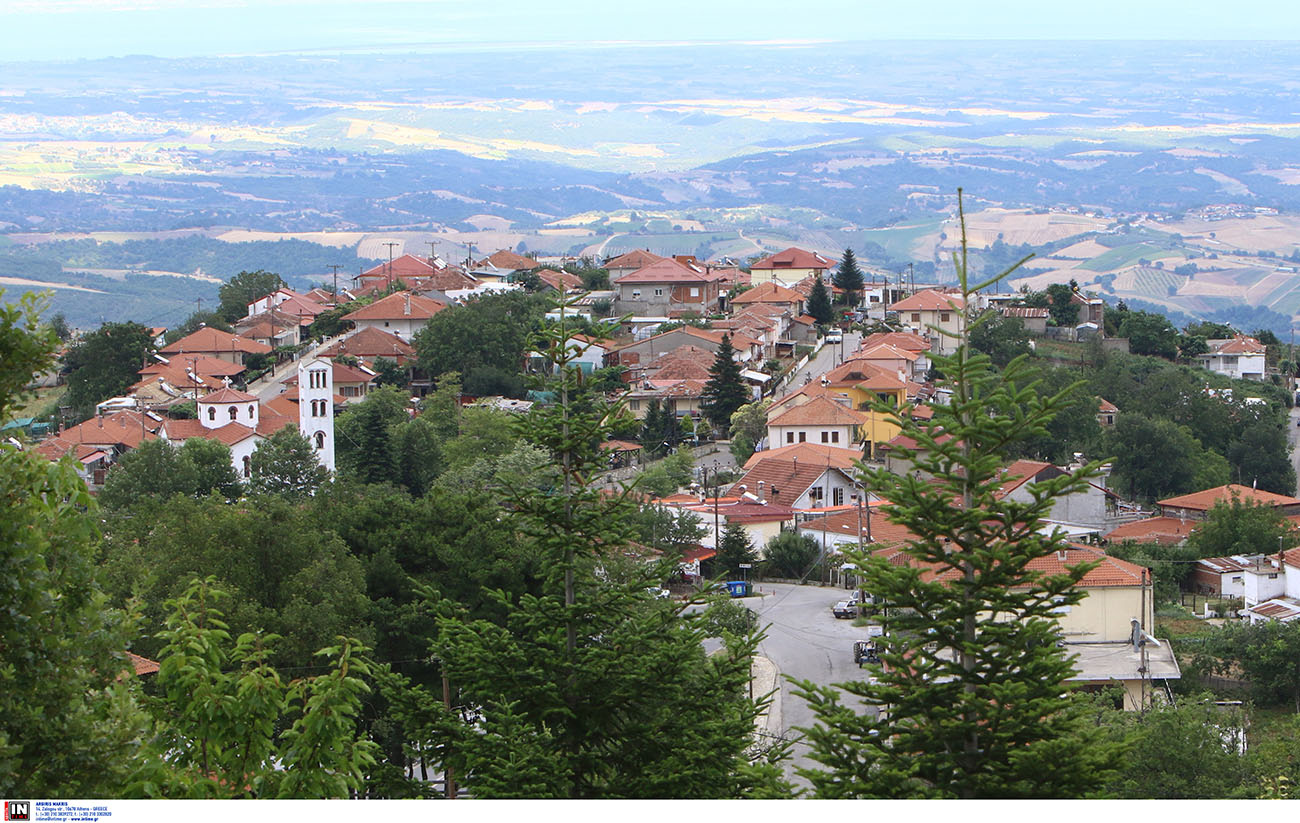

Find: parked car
[825,329,843,344]
[832,599,859,619]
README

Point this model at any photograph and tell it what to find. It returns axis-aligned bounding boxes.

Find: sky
[3,0,1300,62]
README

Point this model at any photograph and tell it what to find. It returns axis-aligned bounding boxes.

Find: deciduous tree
[62,320,154,420]
[217,269,286,323]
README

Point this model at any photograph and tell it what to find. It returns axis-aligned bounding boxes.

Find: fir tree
[711,523,758,579]
[428,300,790,798]
[792,191,1121,799]
[833,248,865,305]
[700,334,750,431]
[807,276,834,325]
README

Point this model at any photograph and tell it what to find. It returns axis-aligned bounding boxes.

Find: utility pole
[908,262,915,294]
[327,264,343,297]
[428,241,438,267]
[384,242,400,285]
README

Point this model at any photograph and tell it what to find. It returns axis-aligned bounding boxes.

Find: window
[689,287,699,298]
[629,399,641,411]
[833,487,844,507]
[242,455,251,478]
[248,404,255,417]
[810,486,823,500]
[940,312,951,322]
[654,288,664,297]
[229,406,238,421]
[632,289,641,298]
[314,431,326,449]
[207,407,216,421]
[832,431,840,443]
[786,432,794,443]
[798,432,807,443]
[911,313,921,323]
[820,432,829,443]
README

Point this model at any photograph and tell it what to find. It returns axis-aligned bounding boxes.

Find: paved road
[744,582,881,786]
[781,330,862,397]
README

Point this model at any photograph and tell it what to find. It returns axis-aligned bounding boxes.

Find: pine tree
[428,301,790,797]
[700,334,750,431]
[792,191,1121,799]
[833,248,865,305]
[807,276,834,325]
[711,523,758,579]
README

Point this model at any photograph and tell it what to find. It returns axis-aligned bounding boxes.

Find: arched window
[229,406,238,421]
[314,431,326,449]
[207,407,216,421]
[242,455,251,478]
[248,404,255,418]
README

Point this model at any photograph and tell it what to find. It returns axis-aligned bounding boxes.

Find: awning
[741,369,771,383]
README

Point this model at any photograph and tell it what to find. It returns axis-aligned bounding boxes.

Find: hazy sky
[3,0,1300,62]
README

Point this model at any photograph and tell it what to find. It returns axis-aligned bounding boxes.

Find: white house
[766,395,867,449]
[1198,336,1268,381]
[888,289,966,355]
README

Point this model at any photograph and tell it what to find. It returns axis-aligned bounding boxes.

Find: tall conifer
[807,276,834,325]
[793,191,1120,798]
[833,248,865,305]
[701,334,749,431]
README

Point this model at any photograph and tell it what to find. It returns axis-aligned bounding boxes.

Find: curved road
[744,582,881,785]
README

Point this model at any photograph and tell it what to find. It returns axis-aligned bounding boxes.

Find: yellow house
[802,520,1178,711]
[822,358,909,457]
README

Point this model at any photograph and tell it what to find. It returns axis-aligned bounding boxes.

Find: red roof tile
[605,249,666,269]
[161,327,272,356]
[618,258,714,284]
[343,291,447,322]
[731,281,805,304]
[889,289,965,312]
[751,247,833,270]
[1105,517,1196,545]
[1159,484,1300,512]
[767,395,868,428]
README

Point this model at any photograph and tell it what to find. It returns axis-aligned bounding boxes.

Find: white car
[825,330,843,343]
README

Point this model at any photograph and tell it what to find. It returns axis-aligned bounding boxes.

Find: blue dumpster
[725,580,751,598]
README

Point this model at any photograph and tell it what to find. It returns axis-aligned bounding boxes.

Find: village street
[744,582,880,785]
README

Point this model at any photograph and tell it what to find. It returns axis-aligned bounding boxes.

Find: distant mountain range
[4,41,1300,329]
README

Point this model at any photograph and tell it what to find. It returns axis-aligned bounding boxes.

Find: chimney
[404,292,411,316]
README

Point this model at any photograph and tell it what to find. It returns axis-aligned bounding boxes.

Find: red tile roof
[618,258,715,284]
[751,247,833,271]
[726,458,852,506]
[605,249,666,269]
[319,327,416,363]
[1159,484,1300,512]
[743,442,863,472]
[55,410,161,450]
[994,460,1061,498]
[198,387,258,404]
[889,289,965,312]
[861,331,930,352]
[767,395,868,428]
[476,249,540,270]
[1097,397,1119,414]
[1210,335,1267,355]
[126,652,160,677]
[731,281,805,305]
[1104,517,1196,545]
[536,269,584,292]
[360,253,437,280]
[343,291,448,322]
[161,327,272,356]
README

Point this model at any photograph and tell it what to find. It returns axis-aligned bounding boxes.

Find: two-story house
[888,289,966,355]
[1199,336,1268,381]
[614,259,722,316]
[749,247,834,287]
